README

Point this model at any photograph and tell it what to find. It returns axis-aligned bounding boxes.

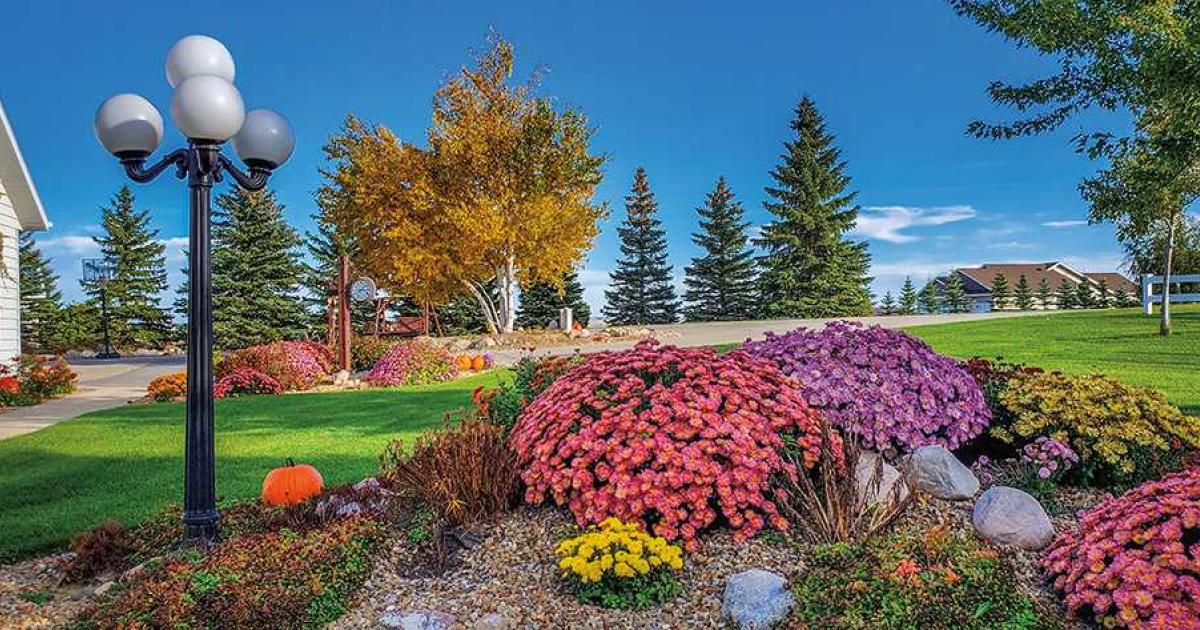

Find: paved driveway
[0,355,185,440]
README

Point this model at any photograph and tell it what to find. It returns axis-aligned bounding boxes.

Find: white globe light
[165,35,235,88]
[232,109,295,168]
[94,94,163,157]
[170,75,245,142]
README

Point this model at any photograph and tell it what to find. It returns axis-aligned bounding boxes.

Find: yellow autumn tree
[320,37,606,333]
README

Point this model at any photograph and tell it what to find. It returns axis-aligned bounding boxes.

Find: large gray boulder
[972,486,1055,550]
[721,569,794,629]
[905,445,979,500]
[855,450,908,508]
[378,610,456,630]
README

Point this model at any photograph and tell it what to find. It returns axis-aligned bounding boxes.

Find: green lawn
[907,306,1200,416]
[0,372,501,562]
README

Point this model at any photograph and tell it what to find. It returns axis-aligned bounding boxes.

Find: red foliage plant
[509,340,833,550]
[1042,467,1200,628]
[218,341,333,391]
[214,367,284,399]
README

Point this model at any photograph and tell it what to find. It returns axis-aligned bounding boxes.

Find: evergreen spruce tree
[918,282,942,314]
[1036,277,1054,310]
[206,188,308,349]
[943,273,968,313]
[302,215,375,335]
[1074,280,1095,310]
[18,232,63,353]
[1114,285,1135,308]
[898,276,918,315]
[755,97,872,318]
[603,168,679,325]
[682,177,757,321]
[1056,280,1077,309]
[1095,278,1112,308]
[990,273,1012,310]
[1014,274,1034,310]
[880,291,897,315]
[86,186,170,350]
[516,269,591,328]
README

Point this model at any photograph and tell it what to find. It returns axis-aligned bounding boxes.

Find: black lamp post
[93,35,294,547]
[81,258,119,359]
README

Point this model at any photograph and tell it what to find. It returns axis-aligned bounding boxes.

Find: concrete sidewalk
[0,356,185,440]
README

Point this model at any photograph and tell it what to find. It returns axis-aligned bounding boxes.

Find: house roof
[956,262,1091,293]
[0,99,49,231]
[1084,272,1139,294]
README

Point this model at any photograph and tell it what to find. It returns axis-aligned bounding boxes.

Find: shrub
[364,340,457,386]
[0,354,77,406]
[509,340,830,550]
[1042,467,1200,627]
[475,353,583,434]
[793,525,1051,629]
[87,517,383,629]
[60,520,137,582]
[742,321,990,453]
[214,367,283,398]
[556,517,684,609]
[380,414,517,527]
[147,371,188,402]
[218,341,333,391]
[351,335,394,372]
[997,372,1199,484]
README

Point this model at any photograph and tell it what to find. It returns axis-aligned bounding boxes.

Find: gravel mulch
[0,553,98,629]
[334,507,801,629]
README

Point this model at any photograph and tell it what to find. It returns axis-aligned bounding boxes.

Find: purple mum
[742,321,991,453]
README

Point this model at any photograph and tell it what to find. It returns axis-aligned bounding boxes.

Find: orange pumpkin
[261,459,324,507]
[471,356,486,371]
[456,355,473,371]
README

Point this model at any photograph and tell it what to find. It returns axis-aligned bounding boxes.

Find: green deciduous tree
[1014,274,1034,310]
[990,273,1011,310]
[898,276,918,315]
[682,177,757,321]
[603,168,679,325]
[18,232,63,353]
[756,97,872,318]
[86,186,170,350]
[517,268,591,328]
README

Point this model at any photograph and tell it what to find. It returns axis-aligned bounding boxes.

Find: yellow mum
[555,517,685,584]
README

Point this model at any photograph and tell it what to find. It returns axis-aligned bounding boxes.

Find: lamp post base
[181,509,220,548]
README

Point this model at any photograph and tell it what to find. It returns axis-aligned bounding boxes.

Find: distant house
[922,262,1138,313]
[0,100,51,361]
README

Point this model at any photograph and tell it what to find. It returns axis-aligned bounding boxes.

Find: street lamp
[94,34,294,547]
[81,258,119,359]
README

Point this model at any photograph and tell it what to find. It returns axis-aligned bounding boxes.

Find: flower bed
[1042,467,1200,627]
[509,340,830,550]
[215,367,284,398]
[364,340,458,386]
[218,341,334,391]
[146,371,187,402]
[0,355,77,407]
[742,321,990,453]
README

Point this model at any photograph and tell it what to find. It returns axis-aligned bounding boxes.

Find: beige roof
[956,262,1083,292]
[0,99,49,231]
[1084,272,1139,294]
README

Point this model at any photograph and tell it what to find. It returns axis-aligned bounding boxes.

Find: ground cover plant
[364,339,458,386]
[1042,467,1200,628]
[0,371,501,562]
[908,305,1200,415]
[792,525,1052,629]
[743,321,991,453]
[997,372,1199,485]
[510,340,830,550]
[555,517,684,609]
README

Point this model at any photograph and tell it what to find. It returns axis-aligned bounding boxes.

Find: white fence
[1142,274,1200,314]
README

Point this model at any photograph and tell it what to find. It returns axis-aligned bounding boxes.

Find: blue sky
[3,0,1132,312]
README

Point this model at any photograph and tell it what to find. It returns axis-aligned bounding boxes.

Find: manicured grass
[907,306,1200,416]
[0,372,501,562]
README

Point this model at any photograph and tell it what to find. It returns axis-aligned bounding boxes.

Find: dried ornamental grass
[509,340,830,550]
[742,321,991,453]
[1042,467,1200,628]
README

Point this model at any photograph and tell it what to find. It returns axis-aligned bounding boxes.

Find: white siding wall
[0,179,21,363]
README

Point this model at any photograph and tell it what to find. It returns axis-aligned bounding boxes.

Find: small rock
[972,486,1055,550]
[93,581,117,597]
[353,477,381,492]
[855,450,908,507]
[905,445,979,500]
[473,612,514,630]
[450,339,472,351]
[378,610,456,630]
[721,569,794,629]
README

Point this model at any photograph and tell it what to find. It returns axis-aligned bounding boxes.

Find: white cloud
[986,240,1035,250]
[1042,219,1089,228]
[871,260,974,280]
[39,235,100,256]
[851,205,977,243]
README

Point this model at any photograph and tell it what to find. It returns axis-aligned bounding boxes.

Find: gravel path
[0,553,96,629]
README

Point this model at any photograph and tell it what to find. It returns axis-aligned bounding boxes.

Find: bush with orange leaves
[146,371,188,402]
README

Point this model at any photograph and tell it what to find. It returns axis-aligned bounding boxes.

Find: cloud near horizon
[1042,219,1089,228]
[851,205,977,243]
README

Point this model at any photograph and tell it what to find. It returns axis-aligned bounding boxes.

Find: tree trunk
[463,279,500,335]
[500,257,517,334]
[1160,212,1179,336]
